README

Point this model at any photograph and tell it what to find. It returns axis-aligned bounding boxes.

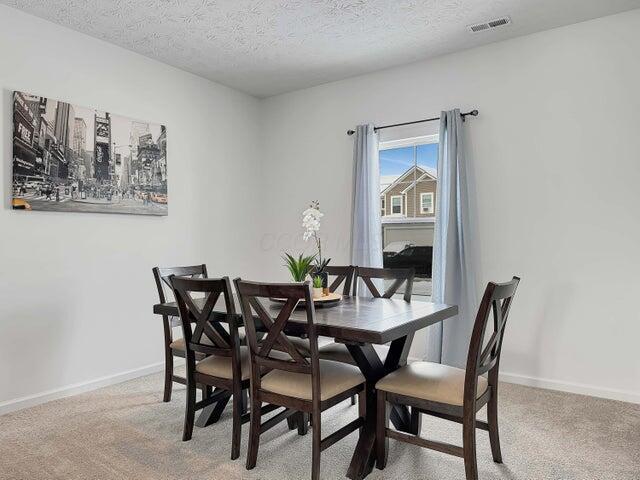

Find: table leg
[384,333,416,433]
[195,388,230,428]
[345,334,415,479]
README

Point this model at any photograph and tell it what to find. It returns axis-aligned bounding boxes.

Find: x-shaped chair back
[323,265,355,296]
[353,266,415,302]
[465,276,521,402]
[170,276,239,361]
[234,279,320,394]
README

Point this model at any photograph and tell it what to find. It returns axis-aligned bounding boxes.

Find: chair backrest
[324,265,355,296]
[234,279,320,400]
[353,266,415,302]
[464,276,520,403]
[170,275,239,363]
[152,264,208,304]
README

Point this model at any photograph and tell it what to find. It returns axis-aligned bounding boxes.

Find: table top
[154,295,457,345]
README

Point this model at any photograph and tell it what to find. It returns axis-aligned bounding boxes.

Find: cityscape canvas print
[12,91,167,215]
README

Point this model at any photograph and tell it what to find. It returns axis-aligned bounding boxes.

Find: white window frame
[378,134,439,151]
[420,192,434,214]
[380,196,386,216]
[390,195,403,215]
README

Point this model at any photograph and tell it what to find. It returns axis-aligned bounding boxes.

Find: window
[379,135,439,297]
[420,192,434,214]
[390,195,402,215]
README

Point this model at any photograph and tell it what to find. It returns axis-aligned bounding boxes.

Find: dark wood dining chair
[375,277,521,480]
[169,275,250,459]
[318,266,415,366]
[152,264,208,402]
[234,279,366,480]
[323,265,355,296]
[277,265,356,359]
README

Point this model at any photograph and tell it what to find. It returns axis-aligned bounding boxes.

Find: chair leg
[286,415,297,430]
[241,388,249,415]
[350,395,356,406]
[163,349,174,402]
[231,388,242,460]
[487,392,503,463]
[410,407,422,435]
[182,380,197,441]
[376,390,389,470]
[246,389,261,470]
[462,411,478,480]
[298,412,309,436]
[311,410,321,480]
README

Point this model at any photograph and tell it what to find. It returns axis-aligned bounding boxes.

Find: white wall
[0,5,263,411]
[260,10,640,403]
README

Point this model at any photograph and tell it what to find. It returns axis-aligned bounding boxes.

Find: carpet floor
[1,371,638,480]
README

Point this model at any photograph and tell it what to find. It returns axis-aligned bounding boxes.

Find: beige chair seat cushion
[195,346,251,380]
[272,335,334,358]
[170,328,246,351]
[376,362,488,406]
[261,359,364,401]
[318,343,390,365]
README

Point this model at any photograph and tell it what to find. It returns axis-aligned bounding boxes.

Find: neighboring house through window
[379,134,439,297]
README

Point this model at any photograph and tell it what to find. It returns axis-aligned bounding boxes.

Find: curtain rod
[346,109,478,136]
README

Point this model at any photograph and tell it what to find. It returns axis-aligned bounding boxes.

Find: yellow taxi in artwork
[12,198,32,210]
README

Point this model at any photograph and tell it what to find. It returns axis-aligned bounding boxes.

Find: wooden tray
[270,292,342,308]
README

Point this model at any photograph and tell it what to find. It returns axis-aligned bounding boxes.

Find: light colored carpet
[1,370,638,480]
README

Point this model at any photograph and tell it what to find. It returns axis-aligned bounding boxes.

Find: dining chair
[375,277,521,480]
[276,265,356,359]
[169,275,250,459]
[152,264,208,402]
[234,279,366,480]
[323,265,355,296]
[318,266,415,366]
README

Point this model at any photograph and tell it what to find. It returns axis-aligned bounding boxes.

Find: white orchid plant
[302,200,330,272]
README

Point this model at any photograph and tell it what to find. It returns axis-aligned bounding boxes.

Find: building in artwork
[73,118,87,156]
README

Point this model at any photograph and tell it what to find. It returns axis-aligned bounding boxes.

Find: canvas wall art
[12,91,167,215]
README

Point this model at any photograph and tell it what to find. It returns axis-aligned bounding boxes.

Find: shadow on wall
[3,89,13,210]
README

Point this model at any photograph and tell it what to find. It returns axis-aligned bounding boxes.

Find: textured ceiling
[4,0,640,97]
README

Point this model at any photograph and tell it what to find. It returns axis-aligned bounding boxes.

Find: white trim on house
[420,192,434,214]
[382,216,435,224]
[400,172,436,195]
[380,196,386,215]
[379,134,439,150]
[381,166,428,196]
[390,195,403,215]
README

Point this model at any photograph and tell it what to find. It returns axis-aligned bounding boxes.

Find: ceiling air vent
[468,16,511,33]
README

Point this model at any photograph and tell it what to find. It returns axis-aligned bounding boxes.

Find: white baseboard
[499,371,640,404]
[0,361,166,416]
[2,360,638,417]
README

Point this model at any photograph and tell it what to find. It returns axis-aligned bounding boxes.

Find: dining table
[154,294,457,479]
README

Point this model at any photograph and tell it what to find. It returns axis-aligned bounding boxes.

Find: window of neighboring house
[390,195,403,215]
[380,196,385,216]
[379,134,439,298]
[420,192,434,214]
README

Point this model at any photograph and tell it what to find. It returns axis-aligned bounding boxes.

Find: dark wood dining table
[154,295,457,479]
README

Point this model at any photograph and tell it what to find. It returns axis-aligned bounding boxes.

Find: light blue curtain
[351,124,383,295]
[426,109,477,368]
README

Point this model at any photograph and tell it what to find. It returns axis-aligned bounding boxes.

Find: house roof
[380,165,436,196]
